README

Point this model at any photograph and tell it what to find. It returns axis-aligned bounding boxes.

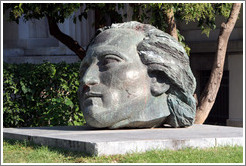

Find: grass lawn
[3,138,243,163]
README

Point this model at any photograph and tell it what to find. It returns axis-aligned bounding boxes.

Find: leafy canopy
[132,3,232,37]
[130,3,233,54]
[3,3,124,24]
[4,3,233,34]
[3,3,82,23]
[4,3,233,55]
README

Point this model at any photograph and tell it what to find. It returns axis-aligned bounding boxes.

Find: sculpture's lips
[84,92,102,100]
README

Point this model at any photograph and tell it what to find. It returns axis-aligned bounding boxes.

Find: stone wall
[3,7,95,63]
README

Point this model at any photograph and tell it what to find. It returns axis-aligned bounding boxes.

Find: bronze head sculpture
[78,21,196,129]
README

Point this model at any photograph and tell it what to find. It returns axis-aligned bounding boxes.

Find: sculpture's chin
[83,108,111,128]
[83,94,171,129]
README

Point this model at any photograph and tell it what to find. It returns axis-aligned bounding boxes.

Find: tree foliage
[3,3,124,26]
[81,3,124,28]
[3,3,234,56]
[130,3,233,55]
[3,3,81,23]
[131,3,233,36]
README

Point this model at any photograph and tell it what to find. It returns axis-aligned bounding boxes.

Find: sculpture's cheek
[123,69,150,98]
[99,64,150,107]
[100,65,142,87]
[125,70,141,80]
[115,66,150,99]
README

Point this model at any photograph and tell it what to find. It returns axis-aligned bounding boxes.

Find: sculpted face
[78,29,170,128]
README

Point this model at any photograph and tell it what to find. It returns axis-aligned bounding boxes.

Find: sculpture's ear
[149,70,170,96]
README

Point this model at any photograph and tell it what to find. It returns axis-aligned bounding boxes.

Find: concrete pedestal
[3,124,243,156]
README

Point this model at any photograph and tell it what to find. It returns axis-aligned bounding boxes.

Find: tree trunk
[195,3,241,124]
[46,16,86,60]
[166,8,178,41]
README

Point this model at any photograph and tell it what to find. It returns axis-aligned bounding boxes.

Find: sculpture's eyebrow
[95,50,127,61]
[90,45,128,61]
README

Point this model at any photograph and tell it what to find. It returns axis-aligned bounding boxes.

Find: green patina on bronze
[78,21,196,129]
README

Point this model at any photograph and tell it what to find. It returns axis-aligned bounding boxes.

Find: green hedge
[3,62,86,127]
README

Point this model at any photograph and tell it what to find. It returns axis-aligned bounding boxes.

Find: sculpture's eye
[103,55,122,66]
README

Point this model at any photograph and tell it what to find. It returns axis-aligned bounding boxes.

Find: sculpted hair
[89,21,197,127]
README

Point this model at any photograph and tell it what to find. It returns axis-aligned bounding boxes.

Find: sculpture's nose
[82,64,100,86]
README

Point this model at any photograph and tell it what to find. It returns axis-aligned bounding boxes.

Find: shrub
[3,62,86,127]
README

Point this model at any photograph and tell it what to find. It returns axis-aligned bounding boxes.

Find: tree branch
[195,3,241,124]
[166,8,178,41]
[46,16,86,60]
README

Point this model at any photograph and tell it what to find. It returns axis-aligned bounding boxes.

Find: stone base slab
[3,124,243,156]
